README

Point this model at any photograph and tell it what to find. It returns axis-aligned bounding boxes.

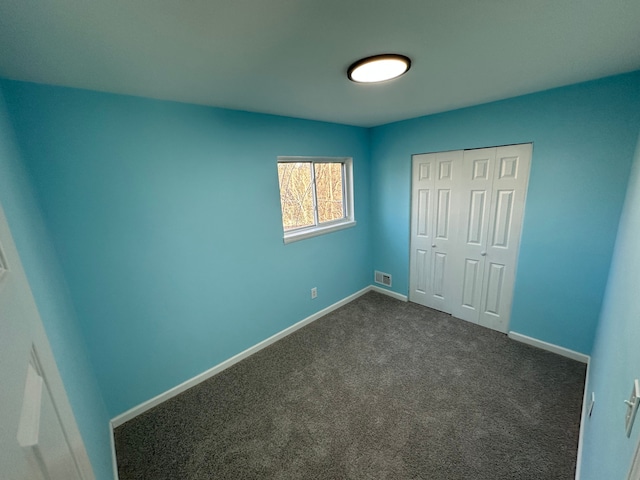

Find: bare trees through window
[277,161,345,231]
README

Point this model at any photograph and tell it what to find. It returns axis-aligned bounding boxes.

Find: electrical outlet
[311,287,317,299]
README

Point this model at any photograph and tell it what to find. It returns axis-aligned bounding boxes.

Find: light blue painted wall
[580,130,640,479]
[3,71,639,477]
[369,71,640,355]
[0,80,372,417]
[0,90,114,478]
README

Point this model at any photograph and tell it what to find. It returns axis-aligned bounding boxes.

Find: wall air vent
[374,270,392,287]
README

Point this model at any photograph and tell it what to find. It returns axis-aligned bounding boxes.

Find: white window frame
[277,156,356,244]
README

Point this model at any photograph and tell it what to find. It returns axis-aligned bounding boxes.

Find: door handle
[480,251,487,256]
[431,244,436,248]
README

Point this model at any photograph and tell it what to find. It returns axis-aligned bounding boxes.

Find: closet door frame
[408,143,532,334]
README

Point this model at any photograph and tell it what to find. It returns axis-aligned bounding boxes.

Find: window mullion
[310,162,320,226]
[341,162,347,218]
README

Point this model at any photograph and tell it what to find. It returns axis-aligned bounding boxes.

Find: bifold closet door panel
[409,153,434,308]
[478,143,532,333]
[409,150,462,313]
[450,147,497,323]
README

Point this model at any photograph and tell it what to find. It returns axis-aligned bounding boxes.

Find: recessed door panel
[416,249,428,294]
[484,263,505,315]
[439,161,452,180]
[436,189,451,239]
[461,259,480,309]
[499,156,519,179]
[419,162,431,180]
[432,253,447,298]
[417,189,430,237]
[466,190,486,245]
[473,158,490,180]
[492,190,514,248]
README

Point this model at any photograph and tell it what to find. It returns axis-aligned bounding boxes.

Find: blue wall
[0,92,113,477]
[3,71,640,478]
[0,80,372,417]
[370,71,640,355]
[580,130,640,479]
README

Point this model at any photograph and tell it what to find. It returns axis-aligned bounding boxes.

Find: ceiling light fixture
[347,54,411,84]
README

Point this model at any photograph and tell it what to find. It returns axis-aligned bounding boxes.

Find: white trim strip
[283,220,356,244]
[370,285,408,302]
[109,421,119,480]
[575,360,591,480]
[111,285,374,427]
[507,331,590,364]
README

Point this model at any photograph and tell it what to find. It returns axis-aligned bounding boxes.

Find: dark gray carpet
[114,291,586,479]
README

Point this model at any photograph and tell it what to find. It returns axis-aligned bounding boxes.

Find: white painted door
[450,147,497,323]
[0,203,94,480]
[477,143,531,332]
[409,143,531,334]
[409,150,462,313]
[450,144,531,332]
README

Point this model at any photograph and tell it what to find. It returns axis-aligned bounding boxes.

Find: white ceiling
[0,0,639,127]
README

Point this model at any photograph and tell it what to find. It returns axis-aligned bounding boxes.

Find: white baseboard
[507,331,590,364]
[574,360,591,480]
[109,421,119,480]
[370,285,408,302]
[111,285,379,427]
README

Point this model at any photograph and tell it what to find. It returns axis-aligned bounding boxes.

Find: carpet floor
[114,291,586,479]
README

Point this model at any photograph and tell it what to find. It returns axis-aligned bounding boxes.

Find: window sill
[283,220,357,244]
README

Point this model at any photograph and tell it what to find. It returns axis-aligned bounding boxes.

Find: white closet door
[477,143,532,332]
[450,147,497,323]
[409,150,462,313]
[410,143,532,334]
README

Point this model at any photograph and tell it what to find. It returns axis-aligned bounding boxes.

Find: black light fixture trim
[347,54,412,83]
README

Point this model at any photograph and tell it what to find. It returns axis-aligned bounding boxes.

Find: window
[277,156,355,243]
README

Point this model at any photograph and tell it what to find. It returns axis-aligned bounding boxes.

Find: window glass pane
[314,163,344,224]
[277,162,315,231]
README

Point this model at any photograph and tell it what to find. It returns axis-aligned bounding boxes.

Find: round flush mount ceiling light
[347,54,411,83]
